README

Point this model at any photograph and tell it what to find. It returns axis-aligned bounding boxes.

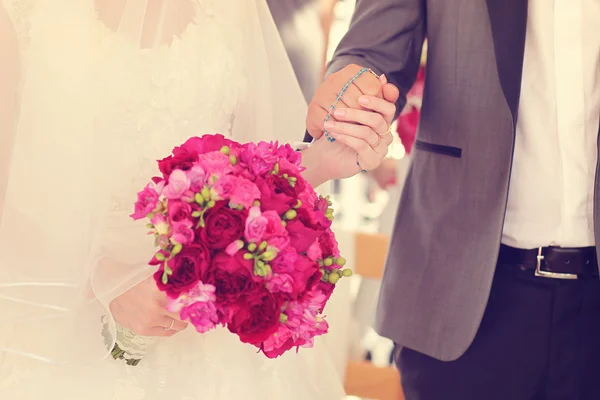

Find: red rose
[255,175,300,215]
[285,219,321,253]
[292,255,322,295]
[319,230,340,258]
[168,200,193,223]
[209,253,260,304]
[154,243,211,298]
[179,134,236,154]
[198,201,246,250]
[227,289,282,345]
[157,150,197,178]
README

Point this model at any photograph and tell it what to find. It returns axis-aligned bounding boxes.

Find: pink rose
[197,151,232,177]
[163,169,191,199]
[187,165,207,192]
[213,175,236,199]
[172,219,194,245]
[230,179,260,209]
[244,206,268,243]
[130,184,160,220]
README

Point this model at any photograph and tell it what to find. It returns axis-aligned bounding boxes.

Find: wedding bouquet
[129,134,350,358]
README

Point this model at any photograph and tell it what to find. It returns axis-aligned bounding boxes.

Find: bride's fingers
[324,119,380,147]
[160,314,188,331]
[332,108,388,136]
[329,134,383,172]
[357,94,397,125]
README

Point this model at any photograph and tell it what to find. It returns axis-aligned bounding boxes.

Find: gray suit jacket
[328,0,600,361]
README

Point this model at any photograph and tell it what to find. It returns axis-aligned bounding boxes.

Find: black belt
[498,244,599,279]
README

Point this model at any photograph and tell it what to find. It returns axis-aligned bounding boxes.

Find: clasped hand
[305,64,400,182]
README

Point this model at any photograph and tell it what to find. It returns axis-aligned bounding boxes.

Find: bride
[0,1,395,398]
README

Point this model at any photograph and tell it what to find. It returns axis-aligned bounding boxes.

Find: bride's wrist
[299,144,331,188]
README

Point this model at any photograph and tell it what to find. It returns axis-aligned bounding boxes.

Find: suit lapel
[486,0,528,121]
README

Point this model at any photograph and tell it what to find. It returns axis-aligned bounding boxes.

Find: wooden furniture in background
[343,232,405,400]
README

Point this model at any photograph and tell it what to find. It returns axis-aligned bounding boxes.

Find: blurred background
[267,1,426,399]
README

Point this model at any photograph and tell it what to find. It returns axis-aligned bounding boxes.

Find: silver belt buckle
[534,247,578,280]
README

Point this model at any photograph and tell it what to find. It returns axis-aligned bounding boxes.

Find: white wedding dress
[0,1,346,399]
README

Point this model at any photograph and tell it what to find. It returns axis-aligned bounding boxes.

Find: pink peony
[262,210,286,238]
[239,142,278,176]
[168,201,192,223]
[244,206,269,243]
[179,134,237,155]
[163,169,191,199]
[130,184,160,220]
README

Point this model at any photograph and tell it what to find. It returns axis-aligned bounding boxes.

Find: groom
[307,0,600,398]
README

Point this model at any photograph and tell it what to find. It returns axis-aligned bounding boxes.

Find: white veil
[0,0,308,366]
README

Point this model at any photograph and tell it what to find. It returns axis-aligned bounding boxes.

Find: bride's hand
[109,276,188,337]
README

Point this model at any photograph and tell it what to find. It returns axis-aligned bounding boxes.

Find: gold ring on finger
[165,318,175,331]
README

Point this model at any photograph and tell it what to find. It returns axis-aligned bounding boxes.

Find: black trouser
[396,264,600,400]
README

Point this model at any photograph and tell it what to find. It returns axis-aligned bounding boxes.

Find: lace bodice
[4,0,247,212]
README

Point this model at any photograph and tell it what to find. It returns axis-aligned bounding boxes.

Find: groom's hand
[306,64,399,140]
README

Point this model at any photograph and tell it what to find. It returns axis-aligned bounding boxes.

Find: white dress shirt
[502,0,600,249]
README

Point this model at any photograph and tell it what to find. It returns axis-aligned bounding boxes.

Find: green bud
[248,243,257,252]
[273,163,280,174]
[147,212,155,220]
[243,252,254,260]
[289,180,296,188]
[155,252,166,262]
[230,155,237,165]
[323,258,333,267]
[220,145,230,155]
[289,176,297,182]
[201,187,211,201]
[261,249,277,262]
[161,271,169,285]
[191,211,202,218]
[171,243,183,256]
[146,223,153,229]
[336,257,347,266]
[207,200,216,208]
[281,220,287,227]
[253,200,261,207]
[342,269,353,277]
[332,269,341,277]
[328,273,340,284]
[285,209,297,220]
[259,241,268,251]
[279,313,288,323]
[293,200,302,209]
[164,264,173,275]
[195,193,204,205]
[283,173,289,179]
[236,204,244,211]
